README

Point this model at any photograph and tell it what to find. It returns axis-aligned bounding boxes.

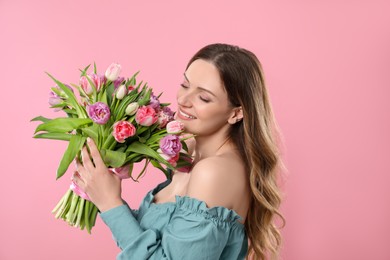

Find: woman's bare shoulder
[186,154,247,209]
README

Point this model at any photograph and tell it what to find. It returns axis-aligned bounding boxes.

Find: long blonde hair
[187,43,286,259]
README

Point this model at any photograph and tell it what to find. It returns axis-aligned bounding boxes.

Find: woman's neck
[193,133,231,164]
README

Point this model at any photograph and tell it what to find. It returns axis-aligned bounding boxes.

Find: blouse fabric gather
[100,177,248,260]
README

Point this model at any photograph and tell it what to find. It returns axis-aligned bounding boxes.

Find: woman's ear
[228,106,243,124]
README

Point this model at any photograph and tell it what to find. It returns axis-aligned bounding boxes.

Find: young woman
[73,43,285,259]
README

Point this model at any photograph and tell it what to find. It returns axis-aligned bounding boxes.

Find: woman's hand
[72,137,123,212]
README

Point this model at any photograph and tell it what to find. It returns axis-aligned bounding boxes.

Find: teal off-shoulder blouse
[100,178,248,260]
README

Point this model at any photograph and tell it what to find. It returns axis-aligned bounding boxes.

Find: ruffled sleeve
[100,195,247,260]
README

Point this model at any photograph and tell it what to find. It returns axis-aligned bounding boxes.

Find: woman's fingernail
[87,137,91,143]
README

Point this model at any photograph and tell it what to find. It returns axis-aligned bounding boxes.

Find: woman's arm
[73,138,242,259]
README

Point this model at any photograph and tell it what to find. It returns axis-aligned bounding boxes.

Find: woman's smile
[177,108,197,120]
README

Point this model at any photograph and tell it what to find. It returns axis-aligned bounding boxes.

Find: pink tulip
[112,121,136,143]
[105,63,121,81]
[80,76,93,95]
[89,74,102,92]
[166,121,184,134]
[135,105,158,126]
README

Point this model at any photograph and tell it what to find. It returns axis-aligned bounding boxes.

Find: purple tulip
[159,134,182,157]
[48,91,62,106]
[113,76,125,89]
[157,106,174,128]
[87,102,110,125]
[149,92,160,110]
[48,85,74,111]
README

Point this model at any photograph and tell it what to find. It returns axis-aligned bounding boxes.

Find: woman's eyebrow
[183,73,217,97]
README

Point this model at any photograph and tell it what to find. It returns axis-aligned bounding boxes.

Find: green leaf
[181,140,189,152]
[100,149,126,167]
[30,116,51,123]
[33,132,72,141]
[114,93,138,121]
[80,125,99,142]
[46,72,87,118]
[105,82,115,105]
[136,126,148,136]
[80,64,91,76]
[85,74,98,103]
[50,103,66,108]
[57,135,86,179]
[124,163,134,179]
[134,159,150,180]
[138,86,152,106]
[100,89,108,105]
[126,141,171,167]
[127,71,139,86]
[35,118,93,133]
[63,108,79,116]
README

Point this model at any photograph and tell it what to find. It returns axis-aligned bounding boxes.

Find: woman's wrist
[98,198,124,213]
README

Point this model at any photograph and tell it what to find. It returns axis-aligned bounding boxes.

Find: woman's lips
[177,109,196,120]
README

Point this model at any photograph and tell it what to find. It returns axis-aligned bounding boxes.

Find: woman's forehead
[184,59,226,95]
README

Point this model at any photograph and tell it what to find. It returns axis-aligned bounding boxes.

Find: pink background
[1,1,389,259]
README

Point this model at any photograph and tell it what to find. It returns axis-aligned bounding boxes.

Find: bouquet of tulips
[31,63,192,233]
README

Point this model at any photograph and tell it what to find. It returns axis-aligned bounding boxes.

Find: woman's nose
[177,91,193,107]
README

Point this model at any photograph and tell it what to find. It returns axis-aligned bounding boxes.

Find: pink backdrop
[1,1,389,259]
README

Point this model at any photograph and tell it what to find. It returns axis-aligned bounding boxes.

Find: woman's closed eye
[180,83,211,103]
[199,95,210,103]
[180,83,189,89]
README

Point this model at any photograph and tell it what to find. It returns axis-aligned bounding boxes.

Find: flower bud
[125,102,139,116]
[116,84,128,100]
[89,73,102,92]
[80,76,93,95]
[166,121,184,134]
[105,63,121,81]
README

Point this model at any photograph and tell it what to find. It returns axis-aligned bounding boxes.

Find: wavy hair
[186,43,286,260]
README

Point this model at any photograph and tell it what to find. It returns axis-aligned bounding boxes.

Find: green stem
[66,193,79,225]
[53,189,72,219]
[102,134,115,150]
[136,159,150,180]
[75,198,85,227]
[52,189,71,214]
[90,205,99,229]
[84,201,91,233]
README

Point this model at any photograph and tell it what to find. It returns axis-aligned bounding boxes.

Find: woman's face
[176,59,234,136]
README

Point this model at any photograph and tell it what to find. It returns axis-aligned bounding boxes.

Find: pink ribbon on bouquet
[70,164,132,201]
